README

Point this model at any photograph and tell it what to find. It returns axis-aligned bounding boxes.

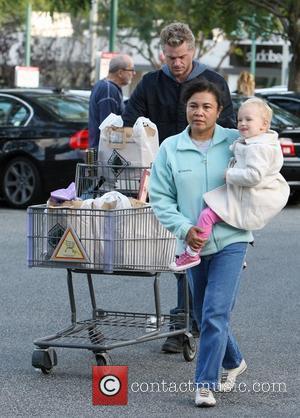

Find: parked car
[255,91,300,118]
[231,95,300,199]
[0,88,89,208]
[255,85,288,94]
[67,89,91,99]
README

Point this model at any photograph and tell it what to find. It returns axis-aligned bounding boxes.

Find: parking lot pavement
[0,204,299,417]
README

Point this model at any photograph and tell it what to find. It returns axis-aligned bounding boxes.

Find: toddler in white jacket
[171,97,290,271]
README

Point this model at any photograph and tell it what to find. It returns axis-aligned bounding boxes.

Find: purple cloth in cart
[50,182,76,202]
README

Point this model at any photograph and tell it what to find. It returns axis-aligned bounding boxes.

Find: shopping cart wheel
[32,348,57,374]
[182,336,196,362]
[95,352,112,366]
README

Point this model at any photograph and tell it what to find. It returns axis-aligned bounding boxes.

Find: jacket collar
[243,130,279,145]
[177,124,236,151]
[161,61,207,82]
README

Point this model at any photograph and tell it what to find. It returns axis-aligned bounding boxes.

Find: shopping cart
[27,163,196,374]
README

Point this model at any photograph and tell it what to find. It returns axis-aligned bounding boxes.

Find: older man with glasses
[88,54,135,148]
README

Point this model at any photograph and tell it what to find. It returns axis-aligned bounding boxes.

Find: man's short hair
[160,22,195,51]
[109,55,129,73]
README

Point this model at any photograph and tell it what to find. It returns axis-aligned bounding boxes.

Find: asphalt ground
[0,204,299,417]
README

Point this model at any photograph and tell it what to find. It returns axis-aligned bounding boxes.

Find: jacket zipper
[205,149,219,251]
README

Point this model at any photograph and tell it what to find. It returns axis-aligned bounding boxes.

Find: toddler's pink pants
[196,207,222,248]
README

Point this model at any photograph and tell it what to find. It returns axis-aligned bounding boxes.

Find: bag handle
[133,117,157,137]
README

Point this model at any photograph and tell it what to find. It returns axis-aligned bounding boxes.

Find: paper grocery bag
[98,114,159,167]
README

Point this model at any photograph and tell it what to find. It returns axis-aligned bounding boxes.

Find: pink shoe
[169,252,201,272]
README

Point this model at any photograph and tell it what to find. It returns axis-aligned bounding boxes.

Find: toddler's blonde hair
[239,97,273,129]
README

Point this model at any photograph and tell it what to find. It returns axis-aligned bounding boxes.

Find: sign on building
[230,44,291,69]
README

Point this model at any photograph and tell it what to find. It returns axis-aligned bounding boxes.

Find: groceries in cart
[50,182,76,203]
[34,189,175,272]
[26,119,174,272]
[72,114,159,199]
[28,191,175,272]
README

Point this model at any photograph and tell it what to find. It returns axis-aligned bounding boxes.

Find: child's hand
[186,226,207,251]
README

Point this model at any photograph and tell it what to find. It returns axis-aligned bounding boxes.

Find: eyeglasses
[122,68,135,72]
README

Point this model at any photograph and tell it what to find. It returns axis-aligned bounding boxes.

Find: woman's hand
[186,226,207,252]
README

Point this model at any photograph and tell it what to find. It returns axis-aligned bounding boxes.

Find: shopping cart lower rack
[27,202,196,374]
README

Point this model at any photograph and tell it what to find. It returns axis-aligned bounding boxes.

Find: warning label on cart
[50,226,89,263]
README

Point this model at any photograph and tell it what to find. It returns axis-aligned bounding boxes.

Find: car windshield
[34,95,89,121]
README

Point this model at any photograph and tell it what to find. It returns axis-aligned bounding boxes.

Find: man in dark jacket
[123,23,235,144]
[123,22,236,354]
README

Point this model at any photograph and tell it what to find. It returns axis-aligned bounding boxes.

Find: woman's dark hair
[182,78,223,109]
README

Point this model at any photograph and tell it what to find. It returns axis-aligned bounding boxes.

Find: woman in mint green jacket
[149,79,252,407]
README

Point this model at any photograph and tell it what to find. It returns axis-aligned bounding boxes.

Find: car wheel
[2,157,42,208]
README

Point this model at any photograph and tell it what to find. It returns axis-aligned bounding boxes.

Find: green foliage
[0,0,299,88]
[0,0,286,42]
[45,0,90,15]
[93,0,283,67]
[0,0,90,27]
[0,0,26,26]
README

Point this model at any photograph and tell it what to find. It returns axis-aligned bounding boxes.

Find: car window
[0,96,31,127]
[268,102,300,128]
[34,95,89,122]
[269,98,300,118]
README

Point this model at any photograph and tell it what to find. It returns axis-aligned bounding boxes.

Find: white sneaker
[219,359,247,392]
[195,388,216,407]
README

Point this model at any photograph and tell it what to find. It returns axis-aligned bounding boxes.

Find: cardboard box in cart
[28,201,176,273]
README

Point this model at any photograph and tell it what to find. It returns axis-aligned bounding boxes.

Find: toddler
[171,97,290,271]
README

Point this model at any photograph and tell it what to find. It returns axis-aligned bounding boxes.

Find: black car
[256,91,300,118]
[0,89,89,208]
[231,95,300,198]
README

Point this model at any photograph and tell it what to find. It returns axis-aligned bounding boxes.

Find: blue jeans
[170,273,198,334]
[187,242,248,389]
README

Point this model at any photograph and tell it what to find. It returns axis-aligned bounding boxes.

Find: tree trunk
[288,27,300,92]
[286,1,300,92]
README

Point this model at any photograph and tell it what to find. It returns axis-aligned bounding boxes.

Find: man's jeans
[187,242,248,388]
[170,273,198,335]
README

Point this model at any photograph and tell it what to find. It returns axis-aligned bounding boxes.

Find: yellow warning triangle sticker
[50,226,89,263]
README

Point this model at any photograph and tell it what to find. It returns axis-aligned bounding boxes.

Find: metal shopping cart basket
[27,163,196,373]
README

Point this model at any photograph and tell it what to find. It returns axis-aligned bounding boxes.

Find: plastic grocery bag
[92,191,132,210]
[64,192,132,271]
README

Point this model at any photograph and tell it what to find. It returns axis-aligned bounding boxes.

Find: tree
[245,0,300,91]
[1,0,299,90]
[97,0,242,68]
[214,0,299,90]
[0,0,91,87]
[0,0,27,86]
[98,0,299,90]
